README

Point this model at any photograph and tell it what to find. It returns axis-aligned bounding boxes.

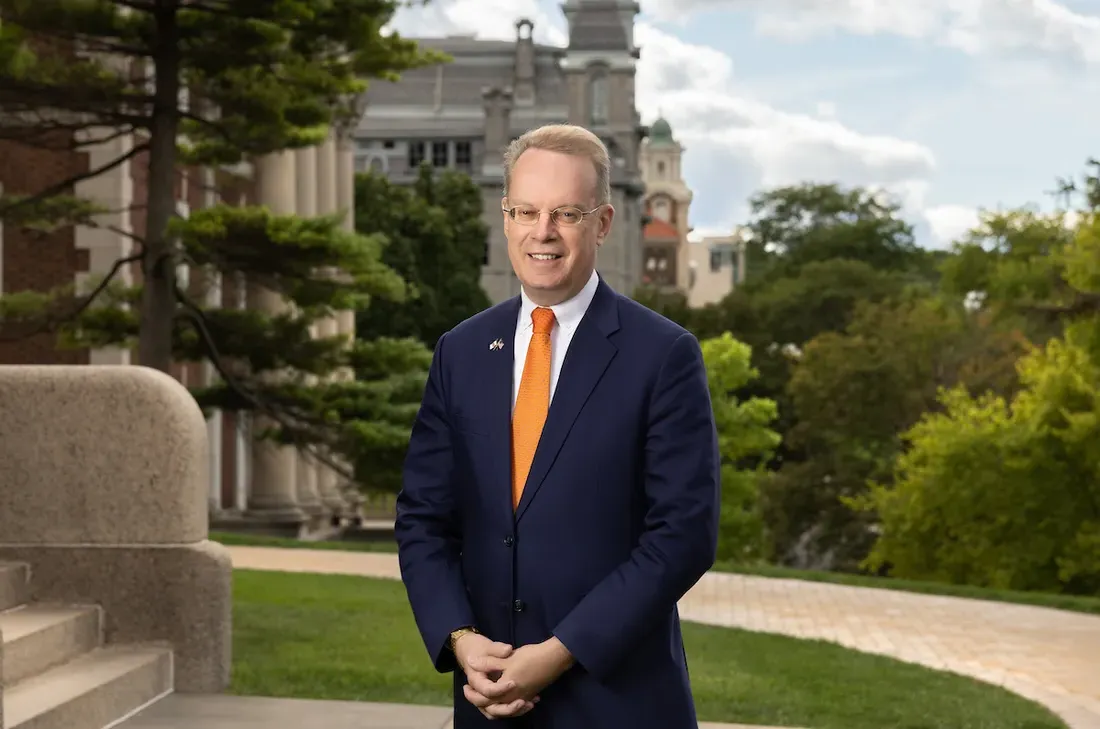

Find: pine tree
[0,0,446,489]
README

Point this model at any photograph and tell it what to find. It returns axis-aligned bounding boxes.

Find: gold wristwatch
[449,626,479,651]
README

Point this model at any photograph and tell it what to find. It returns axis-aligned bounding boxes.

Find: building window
[656,160,665,178]
[455,141,472,171]
[383,140,395,149]
[589,75,608,124]
[710,244,735,273]
[643,247,676,286]
[431,141,448,167]
[408,141,425,168]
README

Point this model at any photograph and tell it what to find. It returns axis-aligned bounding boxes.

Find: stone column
[314,131,350,517]
[292,145,325,519]
[245,150,305,524]
[335,130,363,518]
[481,86,514,177]
[336,131,358,359]
[73,128,135,365]
[196,167,223,518]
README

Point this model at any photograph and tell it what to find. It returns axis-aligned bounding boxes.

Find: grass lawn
[231,569,1066,729]
[212,531,1100,617]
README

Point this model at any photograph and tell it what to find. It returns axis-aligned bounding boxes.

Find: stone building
[0,119,360,534]
[353,1,649,303]
[686,230,748,307]
[635,115,745,306]
[639,116,693,291]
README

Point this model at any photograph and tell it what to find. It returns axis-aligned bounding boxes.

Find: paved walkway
[227,546,1100,729]
[121,694,787,729]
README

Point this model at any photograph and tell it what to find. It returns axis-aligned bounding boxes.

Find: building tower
[640,116,693,290]
[561,0,647,296]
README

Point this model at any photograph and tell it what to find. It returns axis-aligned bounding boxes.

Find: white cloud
[815,101,838,120]
[633,23,937,229]
[924,204,981,247]
[387,0,567,45]
[641,0,1100,66]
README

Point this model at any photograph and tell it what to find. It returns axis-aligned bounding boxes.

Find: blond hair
[503,124,611,205]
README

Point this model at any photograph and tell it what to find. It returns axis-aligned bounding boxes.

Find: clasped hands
[454,632,573,720]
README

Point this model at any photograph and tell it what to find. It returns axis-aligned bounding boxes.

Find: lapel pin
[489,338,504,351]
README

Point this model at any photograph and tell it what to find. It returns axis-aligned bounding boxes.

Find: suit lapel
[515,280,620,522]
[483,297,520,525]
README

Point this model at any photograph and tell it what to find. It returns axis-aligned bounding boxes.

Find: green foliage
[763,295,1027,569]
[175,204,409,314]
[741,182,936,286]
[700,332,781,561]
[354,163,491,347]
[191,336,431,493]
[675,186,940,567]
[851,212,1100,593]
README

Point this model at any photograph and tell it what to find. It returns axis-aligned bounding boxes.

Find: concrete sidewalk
[119,694,799,728]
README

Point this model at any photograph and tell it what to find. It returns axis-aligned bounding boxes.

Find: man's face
[503,148,614,306]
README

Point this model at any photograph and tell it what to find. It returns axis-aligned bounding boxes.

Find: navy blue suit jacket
[395,276,720,728]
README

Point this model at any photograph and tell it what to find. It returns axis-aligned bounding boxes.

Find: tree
[354,162,491,348]
[849,204,1100,593]
[740,182,937,286]
[700,332,782,561]
[763,294,1027,569]
[0,0,440,370]
[0,0,443,487]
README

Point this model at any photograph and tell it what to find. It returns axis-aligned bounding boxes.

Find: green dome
[649,116,674,145]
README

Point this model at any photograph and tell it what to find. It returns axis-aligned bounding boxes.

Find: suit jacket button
[503,535,514,547]
[513,599,525,612]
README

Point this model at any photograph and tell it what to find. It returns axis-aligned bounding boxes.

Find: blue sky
[389,0,1100,248]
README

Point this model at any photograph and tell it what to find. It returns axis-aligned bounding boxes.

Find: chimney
[481,85,514,175]
[513,18,535,105]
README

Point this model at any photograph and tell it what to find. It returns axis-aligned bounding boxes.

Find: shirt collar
[518,269,599,333]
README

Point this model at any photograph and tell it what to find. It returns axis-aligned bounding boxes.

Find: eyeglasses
[503,204,603,227]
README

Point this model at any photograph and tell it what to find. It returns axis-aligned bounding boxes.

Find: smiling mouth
[528,253,562,260]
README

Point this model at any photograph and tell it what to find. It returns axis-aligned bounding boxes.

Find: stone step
[2,645,173,729]
[0,604,103,686]
[0,562,30,612]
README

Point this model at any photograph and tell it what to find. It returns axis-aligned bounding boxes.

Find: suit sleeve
[552,331,720,681]
[394,330,476,673]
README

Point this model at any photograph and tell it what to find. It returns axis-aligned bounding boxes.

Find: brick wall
[0,134,90,364]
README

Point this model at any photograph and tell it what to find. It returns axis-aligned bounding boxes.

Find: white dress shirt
[512,269,600,410]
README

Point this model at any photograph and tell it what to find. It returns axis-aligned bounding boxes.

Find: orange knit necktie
[512,307,555,509]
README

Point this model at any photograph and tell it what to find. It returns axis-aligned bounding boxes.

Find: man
[395,123,720,728]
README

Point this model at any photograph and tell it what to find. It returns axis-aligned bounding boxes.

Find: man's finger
[484,641,514,658]
[465,655,509,676]
[485,698,533,718]
[465,671,515,699]
[462,684,492,708]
